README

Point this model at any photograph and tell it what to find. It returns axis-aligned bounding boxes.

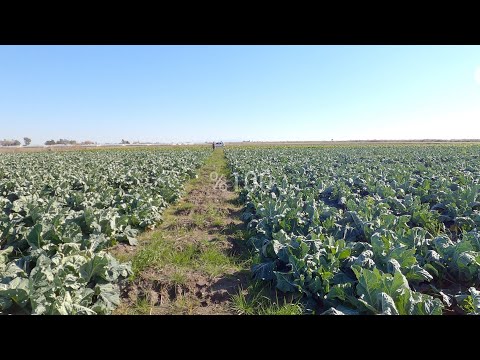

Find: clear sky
[1,45,480,144]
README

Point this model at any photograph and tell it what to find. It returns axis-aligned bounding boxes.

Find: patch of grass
[199,246,239,277]
[211,218,224,227]
[169,268,188,286]
[131,235,241,279]
[169,243,199,266]
[116,297,153,315]
[160,208,185,225]
[131,238,169,276]
[192,213,207,228]
[258,298,304,315]
[205,204,225,227]
[231,290,256,315]
[206,203,221,215]
[169,295,200,315]
[131,237,197,276]
[175,201,194,213]
[133,297,154,315]
[231,281,304,315]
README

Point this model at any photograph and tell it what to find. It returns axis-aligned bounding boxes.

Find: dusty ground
[112,149,251,315]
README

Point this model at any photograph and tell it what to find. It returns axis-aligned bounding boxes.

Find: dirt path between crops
[113,149,250,314]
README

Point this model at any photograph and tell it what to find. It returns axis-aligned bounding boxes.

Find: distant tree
[121,139,130,144]
[81,140,95,145]
[45,140,56,146]
[23,137,32,146]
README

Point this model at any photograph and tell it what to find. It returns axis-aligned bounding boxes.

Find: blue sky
[1,45,480,144]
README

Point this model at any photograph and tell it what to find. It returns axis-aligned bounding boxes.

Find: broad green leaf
[379,292,399,315]
[252,261,276,281]
[0,277,30,308]
[92,283,120,314]
[79,255,108,283]
[274,271,298,293]
[26,223,43,249]
[410,293,443,315]
[405,265,433,283]
[468,287,480,314]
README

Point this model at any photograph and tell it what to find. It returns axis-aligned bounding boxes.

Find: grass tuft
[231,282,304,315]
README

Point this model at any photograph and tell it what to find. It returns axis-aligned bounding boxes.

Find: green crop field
[0,148,209,314]
[4,45,479,317]
[2,144,480,315]
[225,145,480,315]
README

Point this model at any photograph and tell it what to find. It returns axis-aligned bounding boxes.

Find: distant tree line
[45,138,77,146]
[0,137,32,146]
[0,139,21,146]
[44,139,96,146]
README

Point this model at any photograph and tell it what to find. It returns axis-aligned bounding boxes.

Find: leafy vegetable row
[0,148,209,314]
[226,145,480,314]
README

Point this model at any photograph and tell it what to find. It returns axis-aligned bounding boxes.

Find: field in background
[3,140,480,153]
[0,144,210,153]
[226,140,480,146]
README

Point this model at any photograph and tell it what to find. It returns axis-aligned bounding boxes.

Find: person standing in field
[212,141,215,150]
